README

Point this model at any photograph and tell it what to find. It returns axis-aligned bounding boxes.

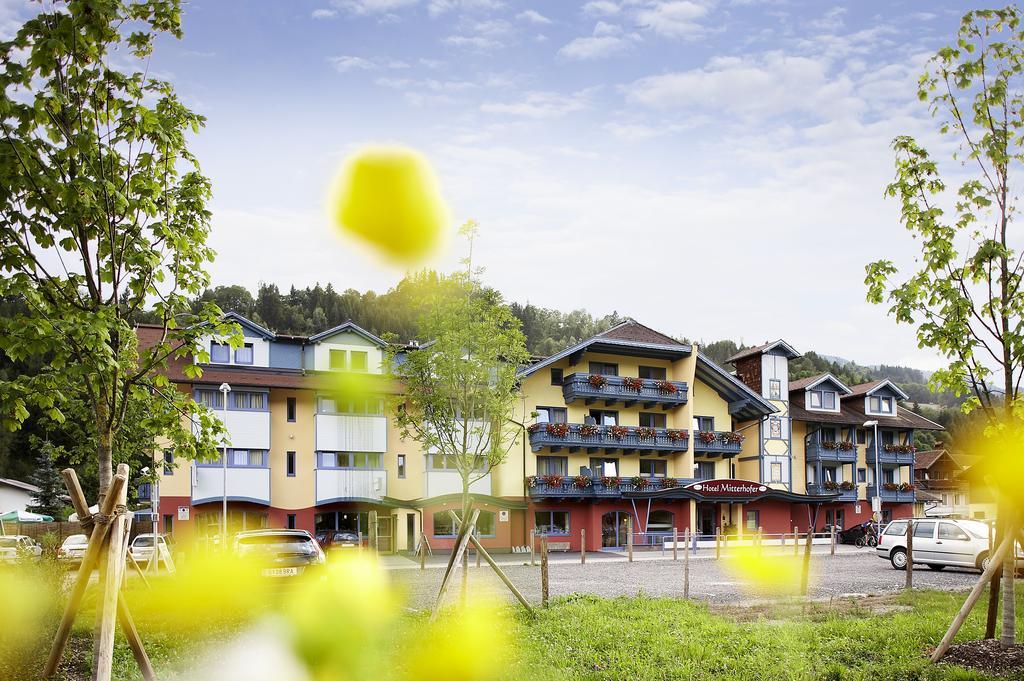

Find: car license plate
[263,567,298,577]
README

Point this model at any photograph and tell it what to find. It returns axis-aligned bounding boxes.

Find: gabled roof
[517,319,692,378]
[726,339,801,363]
[789,398,944,430]
[0,477,39,493]
[847,379,910,401]
[695,355,777,420]
[224,312,275,340]
[308,320,387,346]
[915,449,959,471]
[788,373,853,395]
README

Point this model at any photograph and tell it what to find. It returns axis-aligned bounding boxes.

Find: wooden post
[756,526,763,556]
[93,465,132,681]
[357,531,363,552]
[830,524,836,556]
[932,528,1018,661]
[683,527,690,599]
[581,529,586,564]
[715,527,721,560]
[986,517,1002,639]
[465,533,534,615]
[461,543,469,603]
[672,527,678,561]
[419,533,426,570]
[800,529,813,596]
[530,528,536,567]
[626,516,633,562]
[793,526,800,556]
[476,532,481,568]
[905,519,914,590]
[540,534,549,608]
[429,509,480,622]
[44,470,129,679]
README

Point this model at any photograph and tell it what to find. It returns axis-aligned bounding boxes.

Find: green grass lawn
[11,587,1024,680]
[509,590,1018,680]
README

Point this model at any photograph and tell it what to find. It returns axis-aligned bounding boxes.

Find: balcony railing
[315,413,387,452]
[192,465,271,505]
[561,373,688,409]
[806,483,857,501]
[805,441,857,463]
[867,485,916,503]
[867,443,916,465]
[528,423,689,453]
[693,431,744,456]
[315,468,387,504]
[527,476,691,498]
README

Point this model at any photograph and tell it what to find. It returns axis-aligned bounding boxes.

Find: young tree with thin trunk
[386,234,529,534]
[0,1,234,502]
[865,6,1024,649]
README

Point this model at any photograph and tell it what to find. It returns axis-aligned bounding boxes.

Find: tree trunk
[96,402,113,503]
[1001,519,1017,648]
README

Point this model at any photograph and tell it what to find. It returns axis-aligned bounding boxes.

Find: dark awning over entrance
[621,479,841,504]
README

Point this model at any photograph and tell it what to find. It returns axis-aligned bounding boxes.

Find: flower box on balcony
[654,380,678,395]
[720,432,744,445]
[622,377,643,392]
[578,424,601,437]
[660,477,679,489]
[543,474,564,486]
[631,476,649,489]
[600,476,620,487]
[588,374,609,389]
[822,480,839,491]
[667,429,689,443]
[573,475,592,489]
[883,482,899,492]
[609,425,630,439]
[839,481,855,491]
[697,431,717,444]
[636,427,657,441]
[883,444,916,454]
[545,423,570,438]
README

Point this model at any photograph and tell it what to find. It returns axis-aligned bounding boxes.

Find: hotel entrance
[696,503,717,538]
[601,511,631,548]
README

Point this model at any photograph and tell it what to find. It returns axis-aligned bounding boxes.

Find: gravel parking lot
[389,548,982,610]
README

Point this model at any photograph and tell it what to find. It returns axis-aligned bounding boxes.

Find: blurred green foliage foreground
[2,551,1023,681]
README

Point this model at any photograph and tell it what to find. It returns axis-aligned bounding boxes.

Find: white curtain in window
[232,450,248,466]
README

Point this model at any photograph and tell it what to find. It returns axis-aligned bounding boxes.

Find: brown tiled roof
[789,400,944,431]
[788,373,830,392]
[915,450,953,470]
[847,380,884,397]
[916,489,942,503]
[596,319,684,346]
[726,342,772,363]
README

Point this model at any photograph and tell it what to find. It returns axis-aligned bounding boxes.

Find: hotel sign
[686,479,768,497]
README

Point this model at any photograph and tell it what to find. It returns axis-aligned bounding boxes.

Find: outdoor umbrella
[0,509,54,522]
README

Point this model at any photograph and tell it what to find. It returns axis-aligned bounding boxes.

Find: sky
[1,0,999,369]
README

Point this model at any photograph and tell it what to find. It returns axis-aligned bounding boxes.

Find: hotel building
[142,315,942,552]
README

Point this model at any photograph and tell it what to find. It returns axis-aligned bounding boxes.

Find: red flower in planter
[821,441,840,450]
[660,477,679,489]
[720,432,744,445]
[578,424,601,437]
[573,475,592,489]
[667,429,689,443]
[654,380,678,395]
[839,481,855,491]
[588,374,608,389]
[609,425,630,439]
[838,441,855,451]
[622,377,643,392]
[822,480,839,491]
[697,431,717,444]
[883,482,899,491]
[600,476,620,487]
[543,474,564,486]
[526,476,538,487]
[631,476,649,489]
[545,422,570,438]
[899,482,914,492]
[636,427,657,441]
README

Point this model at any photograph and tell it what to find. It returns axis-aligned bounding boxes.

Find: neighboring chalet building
[0,477,40,514]
[913,450,970,518]
[141,315,944,553]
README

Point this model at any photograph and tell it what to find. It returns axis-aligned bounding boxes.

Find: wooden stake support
[580,529,586,564]
[683,527,690,599]
[800,529,812,596]
[672,527,678,561]
[905,519,914,590]
[45,465,155,681]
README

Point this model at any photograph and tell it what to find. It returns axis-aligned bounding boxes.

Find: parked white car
[58,534,89,564]
[129,533,171,564]
[877,518,1022,572]
[0,535,42,562]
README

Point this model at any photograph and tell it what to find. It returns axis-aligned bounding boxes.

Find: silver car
[876,518,1021,572]
[0,535,42,562]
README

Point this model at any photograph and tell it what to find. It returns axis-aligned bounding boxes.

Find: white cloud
[583,0,620,16]
[334,0,418,15]
[559,22,637,60]
[480,89,594,119]
[625,52,863,119]
[634,0,714,39]
[327,55,411,73]
[311,8,338,18]
[443,18,512,50]
[806,6,846,31]
[444,34,503,49]
[516,9,552,25]
[428,0,503,15]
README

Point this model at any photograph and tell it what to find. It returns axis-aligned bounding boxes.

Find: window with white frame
[808,389,836,410]
[769,462,783,482]
[195,390,223,409]
[350,351,369,372]
[769,379,782,400]
[535,511,570,535]
[536,456,567,476]
[232,391,266,410]
[870,395,894,414]
[234,343,254,365]
[210,341,230,364]
[328,349,346,370]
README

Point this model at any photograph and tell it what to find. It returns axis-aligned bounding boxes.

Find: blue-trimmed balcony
[867,485,916,503]
[561,373,688,410]
[528,423,689,454]
[693,431,744,456]
[527,475,692,498]
[806,483,857,501]
[867,443,916,465]
[805,441,857,463]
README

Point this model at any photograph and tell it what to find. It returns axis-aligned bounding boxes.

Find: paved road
[388,548,982,610]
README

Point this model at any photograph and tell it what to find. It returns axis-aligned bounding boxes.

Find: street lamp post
[863,419,880,539]
[219,382,231,548]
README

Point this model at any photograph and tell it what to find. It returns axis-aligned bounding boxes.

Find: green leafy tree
[0,0,236,501]
[386,234,530,529]
[865,6,1024,648]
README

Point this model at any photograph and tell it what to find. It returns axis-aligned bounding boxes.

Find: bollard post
[793,526,799,556]
[581,528,586,564]
[540,535,549,607]
[684,527,690,599]
[530,528,536,567]
[626,516,634,563]
[672,527,678,561]
[715,527,721,560]
[800,529,812,596]
[906,518,914,590]
[830,525,836,556]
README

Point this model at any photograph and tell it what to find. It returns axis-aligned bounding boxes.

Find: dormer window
[234,343,254,365]
[870,396,893,414]
[808,389,836,410]
[210,341,230,364]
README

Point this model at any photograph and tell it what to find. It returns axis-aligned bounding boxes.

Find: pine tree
[26,439,68,519]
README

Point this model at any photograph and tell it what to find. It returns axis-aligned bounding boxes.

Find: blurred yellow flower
[403,600,510,681]
[331,145,448,264]
[723,546,805,597]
